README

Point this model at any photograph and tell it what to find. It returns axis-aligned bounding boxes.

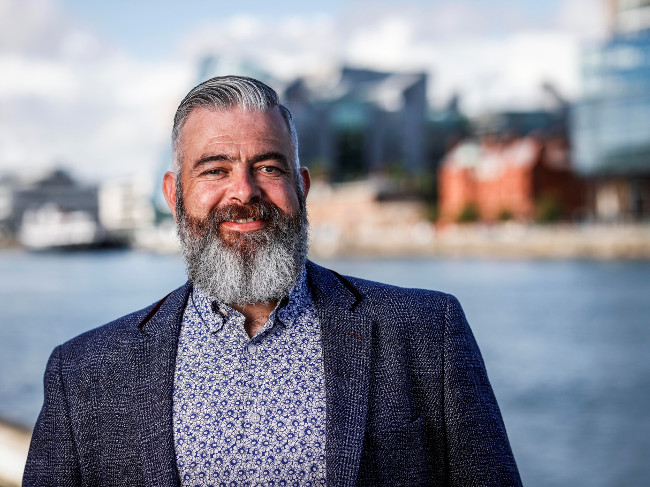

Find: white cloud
[175,0,606,115]
[227,16,260,40]
[0,55,79,100]
[176,13,341,81]
[0,0,194,181]
[0,0,63,55]
[346,18,414,68]
[0,0,608,182]
[554,0,608,39]
[338,0,607,113]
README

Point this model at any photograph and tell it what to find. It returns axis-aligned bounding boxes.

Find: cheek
[265,181,301,212]
[184,184,224,216]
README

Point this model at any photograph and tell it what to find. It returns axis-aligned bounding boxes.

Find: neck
[231,301,277,338]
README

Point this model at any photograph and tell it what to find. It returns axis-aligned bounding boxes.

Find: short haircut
[171,75,299,177]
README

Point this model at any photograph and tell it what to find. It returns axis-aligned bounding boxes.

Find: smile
[219,218,266,232]
[230,218,257,223]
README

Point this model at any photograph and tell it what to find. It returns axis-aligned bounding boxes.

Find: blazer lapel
[307,261,373,487]
[131,283,191,487]
[123,266,371,486]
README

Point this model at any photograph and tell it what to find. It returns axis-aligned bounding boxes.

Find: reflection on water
[1,250,649,487]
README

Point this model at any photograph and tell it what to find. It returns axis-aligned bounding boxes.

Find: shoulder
[55,282,191,362]
[343,273,465,332]
[343,272,450,305]
[307,260,460,327]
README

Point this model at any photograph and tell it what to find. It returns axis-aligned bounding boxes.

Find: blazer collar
[133,282,191,486]
[137,281,191,336]
[131,264,373,487]
[307,260,373,487]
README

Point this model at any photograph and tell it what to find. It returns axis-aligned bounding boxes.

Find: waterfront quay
[0,420,30,487]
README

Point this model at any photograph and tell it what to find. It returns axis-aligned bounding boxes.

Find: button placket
[244,340,264,485]
[175,269,327,483]
[243,315,274,450]
[242,335,259,475]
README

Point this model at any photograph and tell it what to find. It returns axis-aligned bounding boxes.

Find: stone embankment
[429,223,650,259]
[306,181,650,258]
[0,420,30,487]
[309,220,650,259]
[6,180,650,259]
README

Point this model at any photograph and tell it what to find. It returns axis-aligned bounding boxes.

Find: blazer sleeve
[443,295,522,487]
[23,345,81,486]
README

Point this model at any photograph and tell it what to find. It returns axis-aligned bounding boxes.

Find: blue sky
[62,0,566,59]
[1,0,605,181]
[63,0,351,59]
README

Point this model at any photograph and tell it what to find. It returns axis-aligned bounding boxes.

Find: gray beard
[175,185,309,306]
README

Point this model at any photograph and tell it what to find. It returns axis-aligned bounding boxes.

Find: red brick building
[438,136,585,223]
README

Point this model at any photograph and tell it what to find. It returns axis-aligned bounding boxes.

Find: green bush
[498,208,514,222]
[457,203,480,223]
[425,203,439,222]
[535,195,562,223]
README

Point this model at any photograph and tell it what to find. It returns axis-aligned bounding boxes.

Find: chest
[172,298,328,484]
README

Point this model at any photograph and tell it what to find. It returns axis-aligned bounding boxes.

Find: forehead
[178,106,292,155]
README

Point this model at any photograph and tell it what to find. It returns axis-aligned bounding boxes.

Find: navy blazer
[24,260,522,486]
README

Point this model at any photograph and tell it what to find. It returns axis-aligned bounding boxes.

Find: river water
[1,249,648,487]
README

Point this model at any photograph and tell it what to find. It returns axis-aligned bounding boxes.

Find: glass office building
[571,0,650,219]
[573,34,650,175]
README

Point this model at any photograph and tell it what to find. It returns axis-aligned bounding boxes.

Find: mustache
[212,200,279,224]
[183,200,285,237]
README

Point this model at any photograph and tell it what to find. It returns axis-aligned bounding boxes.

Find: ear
[162,171,178,222]
[299,167,311,199]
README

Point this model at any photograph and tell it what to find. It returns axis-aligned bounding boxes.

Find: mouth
[219,217,266,233]
[229,217,257,224]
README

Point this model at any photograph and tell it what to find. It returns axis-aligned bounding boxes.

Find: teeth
[233,218,256,223]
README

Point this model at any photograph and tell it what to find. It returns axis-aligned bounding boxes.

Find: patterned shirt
[173,269,327,486]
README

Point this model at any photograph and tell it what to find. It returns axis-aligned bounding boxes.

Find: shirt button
[250,412,261,423]
[246,343,257,355]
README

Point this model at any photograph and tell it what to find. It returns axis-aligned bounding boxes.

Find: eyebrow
[193,154,230,169]
[249,151,289,167]
[193,151,290,170]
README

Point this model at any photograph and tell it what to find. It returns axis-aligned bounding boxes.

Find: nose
[228,166,261,204]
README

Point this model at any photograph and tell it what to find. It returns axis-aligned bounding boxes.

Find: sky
[0,0,607,182]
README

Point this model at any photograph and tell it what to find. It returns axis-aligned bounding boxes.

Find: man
[24,76,522,486]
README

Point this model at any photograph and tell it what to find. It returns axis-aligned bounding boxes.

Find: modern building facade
[572,0,650,220]
[283,67,429,182]
[438,135,584,223]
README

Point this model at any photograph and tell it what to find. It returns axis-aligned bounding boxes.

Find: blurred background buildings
[2,3,650,486]
[573,0,650,221]
[0,0,649,255]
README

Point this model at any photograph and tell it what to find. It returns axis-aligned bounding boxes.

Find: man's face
[162,106,311,305]
[164,106,310,247]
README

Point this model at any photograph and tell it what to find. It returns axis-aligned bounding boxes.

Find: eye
[203,168,226,176]
[259,165,282,175]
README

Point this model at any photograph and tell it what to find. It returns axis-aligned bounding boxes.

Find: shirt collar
[276,266,312,327]
[190,266,311,334]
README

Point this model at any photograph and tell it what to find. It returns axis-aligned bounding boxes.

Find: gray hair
[171,75,299,177]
